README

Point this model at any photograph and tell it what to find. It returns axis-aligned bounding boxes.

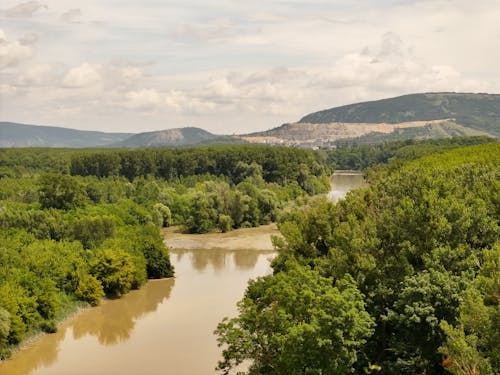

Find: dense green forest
[216,142,499,375]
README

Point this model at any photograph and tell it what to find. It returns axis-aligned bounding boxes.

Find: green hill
[0,122,131,148]
[300,92,500,136]
[109,127,234,148]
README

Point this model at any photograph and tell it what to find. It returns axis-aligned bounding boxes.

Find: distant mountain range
[2,93,499,148]
[0,122,132,148]
[0,123,243,148]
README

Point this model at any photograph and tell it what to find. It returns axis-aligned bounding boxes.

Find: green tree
[38,173,86,210]
[91,248,136,297]
[75,274,105,306]
[215,262,374,375]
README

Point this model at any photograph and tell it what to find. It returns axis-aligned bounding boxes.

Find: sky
[1,0,499,134]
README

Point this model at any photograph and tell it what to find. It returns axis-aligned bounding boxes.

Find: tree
[90,248,136,297]
[0,307,10,346]
[75,274,105,306]
[38,173,86,210]
[153,203,172,227]
[215,262,374,375]
[72,216,115,249]
[138,225,174,279]
[218,214,233,233]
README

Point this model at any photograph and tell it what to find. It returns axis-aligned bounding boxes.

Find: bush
[91,248,136,297]
[75,274,105,306]
[218,214,233,233]
[40,320,57,334]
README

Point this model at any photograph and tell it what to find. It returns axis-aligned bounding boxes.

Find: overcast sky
[1,0,499,134]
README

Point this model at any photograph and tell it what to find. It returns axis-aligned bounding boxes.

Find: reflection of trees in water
[172,249,271,272]
[72,279,175,345]
[191,249,227,272]
[233,251,261,270]
[0,325,63,375]
[0,279,175,375]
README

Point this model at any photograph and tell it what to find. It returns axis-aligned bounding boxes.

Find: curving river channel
[0,172,364,375]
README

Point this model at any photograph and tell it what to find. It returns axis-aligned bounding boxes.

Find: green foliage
[38,173,86,210]
[90,248,136,297]
[72,216,115,249]
[220,142,499,374]
[0,308,10,346]
[217,214,232,233]
[137,225,173,279]
[215,262,374,374]
[153,203,172,227]
[75,275,105,306]
[40,319,57,334]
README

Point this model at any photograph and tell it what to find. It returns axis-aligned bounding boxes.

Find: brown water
[0,229,277,375]
[328,171,367,203]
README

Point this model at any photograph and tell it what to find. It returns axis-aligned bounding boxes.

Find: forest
[215,141,499,375]
[0,139,498,375]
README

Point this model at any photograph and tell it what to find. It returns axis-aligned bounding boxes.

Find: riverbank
[163,223,281,251]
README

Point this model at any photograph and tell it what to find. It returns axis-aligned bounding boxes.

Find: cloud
[171,19,235,41]
[125,89,163,109]
[315,32,489,94]
[0,29,33,69]
[63,63,102,88]
[4,1,47,18]
[125,88,216,114]
[19,33,38,45]
[60,8,82,23]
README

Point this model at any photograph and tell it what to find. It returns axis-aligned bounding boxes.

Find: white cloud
[172,19,234,41]
[3,1,47,17]
[60,8,82,23]
[0,29,33,69]
[63,63,102,88]
[125,88,163,109]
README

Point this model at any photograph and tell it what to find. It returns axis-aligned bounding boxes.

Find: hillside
[110,127,230,148]
[0,122,131,148]
[300,92,500,136]
[242,93,499,146]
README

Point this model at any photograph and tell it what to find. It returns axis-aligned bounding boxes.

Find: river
[0,226,278,375]
[0,172,364,375]
[328,170,367,202]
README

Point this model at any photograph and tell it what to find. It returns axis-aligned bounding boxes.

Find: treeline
[69,145,330,189]
[328,136,495,170]
[216,142,499,374]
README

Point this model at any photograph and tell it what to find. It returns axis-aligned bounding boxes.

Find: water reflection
[72,279,175,345]
[328,172,367,202]
[0,279,174,375]
[172,248,274,272]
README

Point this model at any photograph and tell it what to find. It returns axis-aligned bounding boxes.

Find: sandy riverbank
[163,223,281,251]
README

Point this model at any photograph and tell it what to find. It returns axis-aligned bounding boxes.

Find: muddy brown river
[0,174,363,375]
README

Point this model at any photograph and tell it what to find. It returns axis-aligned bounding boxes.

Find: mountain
[0,123,245,148]
[0,122,132,148]
[300,93,500,135]
[109,127,242,148]
[242,93,500,146]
